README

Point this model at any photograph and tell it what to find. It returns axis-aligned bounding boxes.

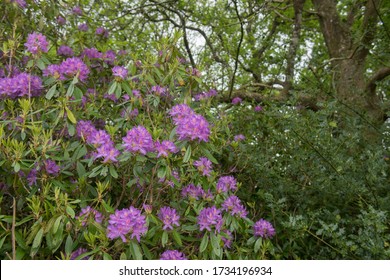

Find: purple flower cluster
[253,219,276,239]
[222,195,248,218]
[0,73,42,99]
[45,57,90,82]
[44,159,60,176]
[57,45,74,57]
[216,176,237,193]
[112,66,128,80]
[78,23,89,32]
[76,206,103,225]
[70,248,88,260]
[10,0,26,8]
[197,206,223,233]
[57,16,66,25]
[154,140,178,158]
[221,230,233,248]
[234,134,245,142]
[160,250,187,260]
[27,168,38,186]
[25,32,49,55]
[107,206,147,242]
[122,126,154,155]
[82,48,102,60]
[72,6,83,16]
[232,97,242,105]
[169,104,210,142]
[102,50,116,65]
[120,107,139,119]
[76,120,96,142]
[194,89,218,101]
[96,27,109,38]
[193,157,213,176]
[158,206,180,231]
[254,105,263,112]
[181,184,204,200]
[76,120,119,163]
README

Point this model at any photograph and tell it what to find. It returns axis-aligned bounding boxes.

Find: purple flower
[95,143,120,163]
[175,113,210,142]
[120,108,138,119]
[253,219,276,239]
[197,206,223,233]
[76,120,97,143]
[70,248,88,260]
[221,230,233,248]
[25,32,49,55]
[72,6,83,16]
[59,57,90,81]
[122,126,154,155]
[151,85,168,96]
[82,48,101,60]
[107,206,148,242]
[96,27,109,38]
[44,159,60,176]
[78,23,89,31]
[90,130,111,147]
[234,134,245,142]
[0,73,43,98]
[143,204,153,214]
[154,140,178,158]
[103,50,116,65]
[158,206,180,231]
[112,66,128,80]
[216,176,237,193]
[169,104,194,125]
[76,206,103,225]
[232,97,242,105]
[43,64,63,80]
[181,184,204,200]
[222,195,248,218]
[27,168,38,186]
[58,45,74,57]
[193,157,213,177]
[57,16,66,25]
[10,0,26,8]
[254,105,263,112]
[160,250,187,260]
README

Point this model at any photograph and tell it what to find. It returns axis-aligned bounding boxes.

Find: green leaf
[66,82,75,97]
[199,233,209,253]
[45,84,57,100]
[52,215,63,234]
[66,205,75,218]
[161,231,168,247]
[254,237,263,253]
[109,165,118,178]
[200,146,219,164]
[65,107,77,124]
[129,240,143,260]
[65,235,73,257]
[141,243,153,260]
[73,86,83,100]
[36,58,46,70]
[103,252,113,260]
[32,227,44,249]
[183,145,192,163]
[13,162,20,173]
[76,161,86,177]
[157,166,167,179]
[122,81,132,95]
[0,235,7,251]
[115,83,122,99]
[210,232,221,257]
[120,252,127,260]
[108,81,117,94]
[172,230,182,247]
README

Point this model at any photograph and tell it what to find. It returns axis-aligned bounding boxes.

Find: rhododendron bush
[0,2,276,260]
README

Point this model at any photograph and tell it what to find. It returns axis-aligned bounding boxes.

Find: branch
[229,0,245,99]
[366,67,390,96]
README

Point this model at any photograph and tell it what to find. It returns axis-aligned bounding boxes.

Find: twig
[12,197,16,260]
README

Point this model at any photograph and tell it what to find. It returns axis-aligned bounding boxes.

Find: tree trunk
[312,0,384,125]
